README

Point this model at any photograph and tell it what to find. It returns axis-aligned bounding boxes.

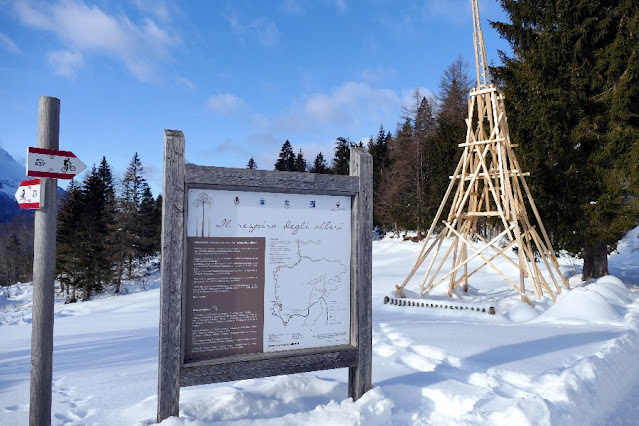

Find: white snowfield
[1,228,638,425]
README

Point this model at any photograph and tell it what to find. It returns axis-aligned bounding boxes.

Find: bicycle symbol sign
[27,147,86,179]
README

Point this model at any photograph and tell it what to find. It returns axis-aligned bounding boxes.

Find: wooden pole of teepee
[394,0,570,304]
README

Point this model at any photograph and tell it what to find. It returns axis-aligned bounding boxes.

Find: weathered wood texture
[186,164,359,195]
[29,96,60,426]
[157,134,374,420]
[181,346,358,386]
[348,147,373,401]
[157,130,186,423]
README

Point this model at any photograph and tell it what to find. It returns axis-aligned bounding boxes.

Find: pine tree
[56,180,84,302]
[368,126,393,228]
[294,149,307,172]
[246,157,257,169]
[97,157,118,287]
[367,126,392,191]
[332,137,351,175]
[0,215,34,293]
[309,152,330,174]
[77,165,112,299]
[413,96,437,229]
[493,0,639,279]
[274,140,296,171]
[117,153,148,282]
[153,194,163,250]
[138,184,159,257]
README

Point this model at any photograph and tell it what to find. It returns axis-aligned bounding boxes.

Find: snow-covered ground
[1,228,639,425]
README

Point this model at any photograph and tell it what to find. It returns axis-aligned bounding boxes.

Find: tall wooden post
[157,130,186,423]
[348,147,373,400]
[29,96,60,426]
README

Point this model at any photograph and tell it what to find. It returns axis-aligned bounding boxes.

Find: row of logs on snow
[383,296,495,315]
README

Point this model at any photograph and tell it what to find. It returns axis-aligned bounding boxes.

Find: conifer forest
[1,0,638,300]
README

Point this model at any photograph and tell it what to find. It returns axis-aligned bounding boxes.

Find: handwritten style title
[216,219,344,235]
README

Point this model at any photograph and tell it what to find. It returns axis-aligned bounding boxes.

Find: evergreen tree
[332,137,352,175]
[97,156,118,287]
[0,215,34,293]
[368,126,393,228]
[493,0,639,279]
[309,152,330,174]
[274,140,296,171]
[77,165,112,299]
[154,194,163,250]
[246,157,257,169]
[413,96,437,228]
[117,153,148,282]
[294,149,307,172]
[54,159,118,301]
[138,184,159,257]
[56,180,84,302]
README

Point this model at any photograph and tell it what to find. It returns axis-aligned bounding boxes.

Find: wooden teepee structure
[394,0,570,304]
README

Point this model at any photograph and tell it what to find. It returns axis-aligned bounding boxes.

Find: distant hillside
[0,147,66,223]
[0,147,25,223]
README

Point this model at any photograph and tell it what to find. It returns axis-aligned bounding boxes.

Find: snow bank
[532,276,631,326]
[1,236,639,425]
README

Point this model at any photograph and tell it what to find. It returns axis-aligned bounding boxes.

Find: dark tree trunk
[582,241,608,281]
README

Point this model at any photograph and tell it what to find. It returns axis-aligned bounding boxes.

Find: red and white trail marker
[27,147,86,179]
[15,179,45,210]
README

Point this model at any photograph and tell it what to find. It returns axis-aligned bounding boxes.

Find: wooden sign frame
[157,130,372,422]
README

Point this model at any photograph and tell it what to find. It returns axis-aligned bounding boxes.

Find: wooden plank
[348,147,373,401]
[469,85,499,97]
[458,137,506,147]
[181,347,358,387]
[186,164,359,196]
[157,130,186,423]
[29,96,60,426]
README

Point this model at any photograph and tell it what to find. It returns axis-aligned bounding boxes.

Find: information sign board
[156,130,372,423]
[184,190,351,361]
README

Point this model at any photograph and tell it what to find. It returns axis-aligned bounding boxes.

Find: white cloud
[227,15,280,47]
[334,0,347,14]
[47,50,84,77]
[131,0,173,23]
[304,82,400,126]
[12,0,179,81]
[207,93,245,113]
[360,67,398,84]
[281,0,305,15]
[177,76,195,90]
[0,33,20,53]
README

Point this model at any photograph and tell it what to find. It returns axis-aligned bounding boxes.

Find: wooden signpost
[157,130,373,422]
[27,97,85,426]
[29,96,60,426]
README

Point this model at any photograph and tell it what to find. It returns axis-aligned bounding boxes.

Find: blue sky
[0,0,509,195]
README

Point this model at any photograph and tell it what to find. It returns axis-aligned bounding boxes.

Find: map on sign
[185,189,351,356]
[270,239,347,328]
